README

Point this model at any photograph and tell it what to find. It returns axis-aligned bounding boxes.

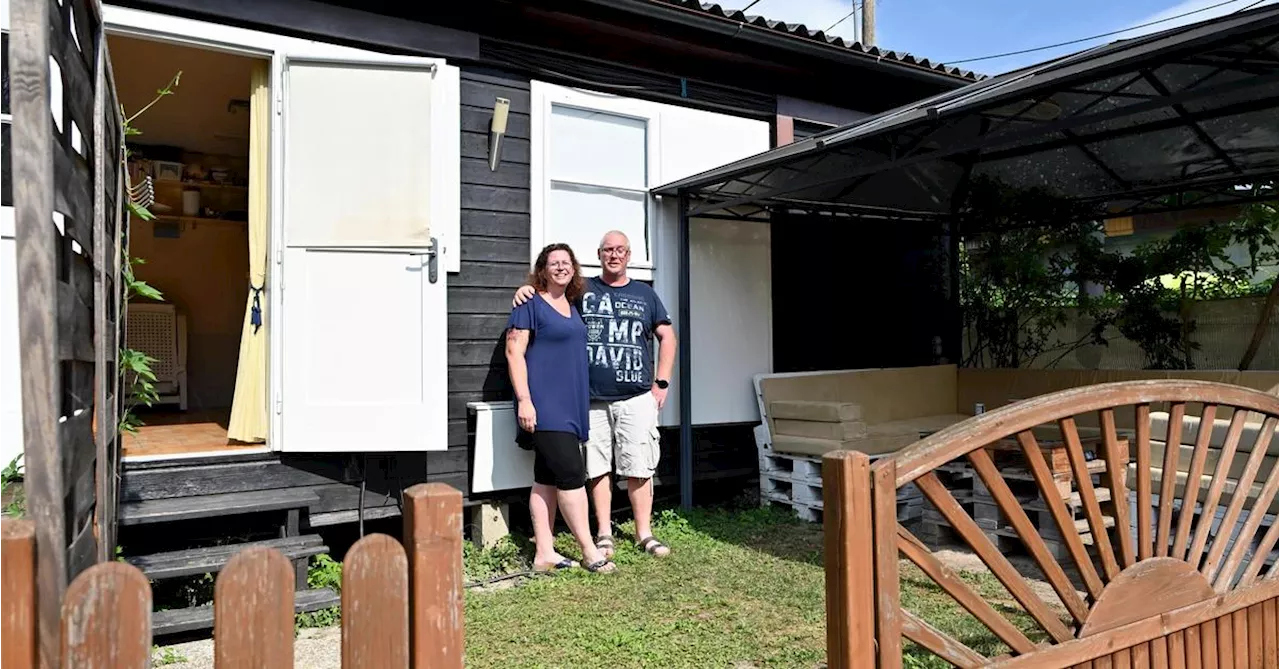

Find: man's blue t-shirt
[506,295,590,442]
[580,276,671,401]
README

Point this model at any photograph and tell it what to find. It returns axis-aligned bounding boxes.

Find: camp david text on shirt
[580,277,671,401]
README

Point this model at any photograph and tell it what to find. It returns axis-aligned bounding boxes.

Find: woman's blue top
[506,294,590,442]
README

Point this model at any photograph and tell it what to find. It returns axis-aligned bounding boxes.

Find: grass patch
[464,505,1048,668]
[296,554,344,630]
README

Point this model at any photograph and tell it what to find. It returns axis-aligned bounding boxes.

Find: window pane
[548,183,647,265]
[285,62,433,248]
[549,104,646,190]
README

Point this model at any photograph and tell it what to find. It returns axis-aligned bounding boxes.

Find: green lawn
[464,504,1052,668]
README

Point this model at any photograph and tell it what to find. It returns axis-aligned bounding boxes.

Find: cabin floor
[123,409,264,458]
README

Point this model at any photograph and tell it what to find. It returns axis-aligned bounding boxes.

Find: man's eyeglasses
[599,246,630,257]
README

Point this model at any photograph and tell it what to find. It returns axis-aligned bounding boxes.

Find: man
[512,230,677,558]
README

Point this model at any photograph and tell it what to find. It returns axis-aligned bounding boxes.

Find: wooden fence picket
[214,547,295,668]
[404,483,465,669]
[3,518,38,669]
[1,482,468,667]
[60,562,152,669]
[342,533,410,668]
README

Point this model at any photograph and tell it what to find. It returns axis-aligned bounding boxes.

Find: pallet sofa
[754,364,1278,459]
[753,365,1279,548]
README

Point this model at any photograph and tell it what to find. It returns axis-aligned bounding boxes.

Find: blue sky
[753,0,1277,75]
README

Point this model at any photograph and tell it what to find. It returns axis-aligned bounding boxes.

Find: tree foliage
[960,176,1277,370]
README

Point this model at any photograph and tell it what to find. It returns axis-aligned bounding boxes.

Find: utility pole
[861,0,875,46]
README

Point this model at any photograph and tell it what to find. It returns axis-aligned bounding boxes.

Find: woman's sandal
[595,535,615,559]
[636,536,671,557]
[583,558,617,574]
[532,557,579,573]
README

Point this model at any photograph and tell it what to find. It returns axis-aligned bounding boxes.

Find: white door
[280,57,447,452]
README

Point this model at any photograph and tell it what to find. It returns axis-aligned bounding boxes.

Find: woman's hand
[517,398,537,432]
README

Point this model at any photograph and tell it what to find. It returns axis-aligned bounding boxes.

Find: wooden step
[127,535,327,580]
[119,489,319,526]
[153,587,340,637]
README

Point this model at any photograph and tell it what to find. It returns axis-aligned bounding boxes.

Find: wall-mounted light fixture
[489,97,510,172]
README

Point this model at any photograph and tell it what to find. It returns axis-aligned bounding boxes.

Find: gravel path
[154,627,341,669]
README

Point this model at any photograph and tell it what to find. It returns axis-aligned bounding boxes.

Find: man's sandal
[636,536,671,557]
[584,558,616,574]
[595,535,615,559]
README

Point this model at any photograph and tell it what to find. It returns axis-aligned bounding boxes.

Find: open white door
[280,56,448,452]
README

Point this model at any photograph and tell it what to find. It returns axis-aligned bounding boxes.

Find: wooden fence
[11,0,127,665]
[1,483,464,669]
[824,380,1280,668]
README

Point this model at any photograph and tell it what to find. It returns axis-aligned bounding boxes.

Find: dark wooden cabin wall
[434,65,533,481]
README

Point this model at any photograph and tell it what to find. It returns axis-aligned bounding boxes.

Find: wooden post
[2,519,38,669]
[403,483,464,669]
[823,450,876,669]
[872,460,902,669]
[12,0,65,663]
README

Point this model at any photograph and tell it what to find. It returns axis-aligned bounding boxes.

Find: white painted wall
[1,209,21,468]
[649,104,771,427]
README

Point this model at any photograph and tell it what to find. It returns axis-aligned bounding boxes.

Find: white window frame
[530,81,661,281]
[102,5,461,453]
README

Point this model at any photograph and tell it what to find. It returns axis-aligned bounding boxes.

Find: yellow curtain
[227,62,271,443]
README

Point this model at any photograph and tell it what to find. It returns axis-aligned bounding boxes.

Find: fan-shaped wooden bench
[824,380,1280,668]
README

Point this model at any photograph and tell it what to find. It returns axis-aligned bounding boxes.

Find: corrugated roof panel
[649,0,985,81]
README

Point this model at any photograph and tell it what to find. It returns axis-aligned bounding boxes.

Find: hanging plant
[118,72,181,434]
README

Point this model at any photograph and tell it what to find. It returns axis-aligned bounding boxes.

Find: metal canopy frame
[655,5,1277,226]
[661,6,1278,509]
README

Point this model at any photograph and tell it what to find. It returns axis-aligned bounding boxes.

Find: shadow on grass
[671,497,827,568]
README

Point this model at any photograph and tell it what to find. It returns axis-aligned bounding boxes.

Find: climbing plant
[960,175,1277,370]
[118,72,181,434]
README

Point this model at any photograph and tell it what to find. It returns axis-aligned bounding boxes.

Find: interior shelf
[153,180,248,191]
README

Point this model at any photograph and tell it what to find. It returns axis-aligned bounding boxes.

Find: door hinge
[276,91,283,116]
[275,393,283,415]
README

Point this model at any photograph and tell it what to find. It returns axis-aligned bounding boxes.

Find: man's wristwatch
[655,379,669,389]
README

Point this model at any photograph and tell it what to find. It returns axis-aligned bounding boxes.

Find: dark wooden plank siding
[440,65,532,481]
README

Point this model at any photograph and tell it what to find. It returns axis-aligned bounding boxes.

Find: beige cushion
[867,414,969,438]
[1150,411,1278,457]
[770,400,862,422]
[1127,462,1278,515]
[774,419,867,441]
[772,433,918,458]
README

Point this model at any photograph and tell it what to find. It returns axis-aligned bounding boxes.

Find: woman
[505,243,616,574]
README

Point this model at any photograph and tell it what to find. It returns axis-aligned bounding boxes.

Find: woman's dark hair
[528,243,586,303]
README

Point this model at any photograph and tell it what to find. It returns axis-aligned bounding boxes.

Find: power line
[825,2,862,34]
[740,0,764,13]
[944,0,1266,65]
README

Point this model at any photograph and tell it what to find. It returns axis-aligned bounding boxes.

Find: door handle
[428,237,439,284]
